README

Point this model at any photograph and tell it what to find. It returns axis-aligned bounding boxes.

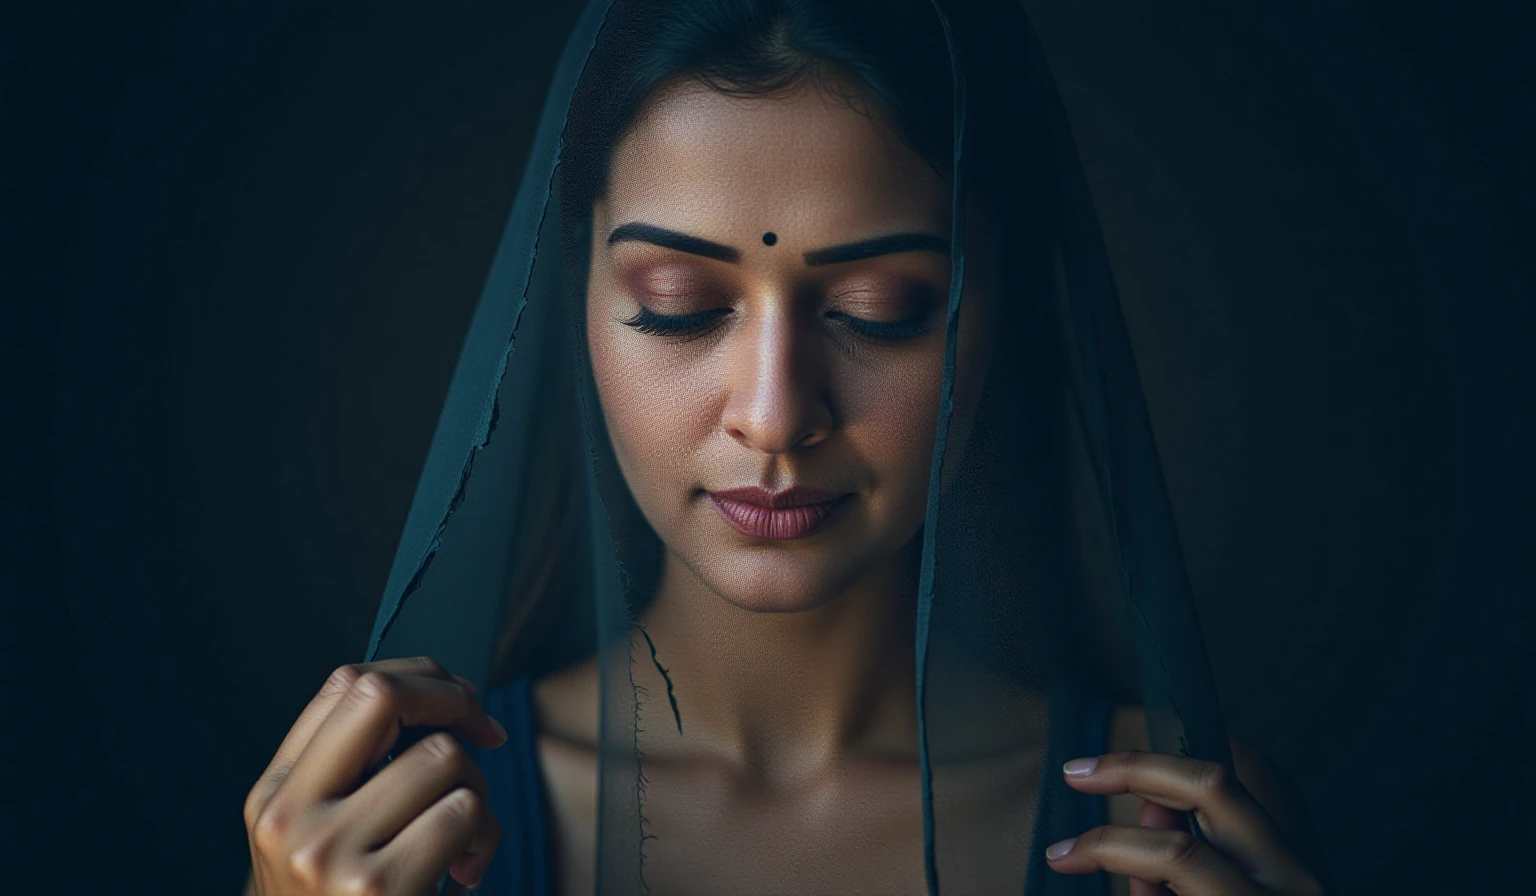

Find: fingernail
[453,675,478,695]
[1046,837,1077,861]
[488,714,508,745]
[1063,757,1099,776]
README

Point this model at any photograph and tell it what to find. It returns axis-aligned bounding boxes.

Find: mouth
[706,486,854,541]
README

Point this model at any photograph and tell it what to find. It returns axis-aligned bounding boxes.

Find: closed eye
[621,306,731,337]
[825,310,932,342]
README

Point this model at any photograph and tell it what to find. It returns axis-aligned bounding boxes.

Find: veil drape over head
[365,1,1231,892]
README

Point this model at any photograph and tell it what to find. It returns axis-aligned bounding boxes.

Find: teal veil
[363,1,1230,892]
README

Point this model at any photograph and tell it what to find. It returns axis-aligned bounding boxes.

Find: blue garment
[474,679,1113,895]
[476,679,555,896]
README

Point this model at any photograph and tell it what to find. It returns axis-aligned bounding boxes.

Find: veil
[362,0,1231,892]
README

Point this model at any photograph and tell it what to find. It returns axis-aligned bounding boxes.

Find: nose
[720,309,835,454]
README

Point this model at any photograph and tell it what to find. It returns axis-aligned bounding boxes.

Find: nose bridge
[723,300,832,453]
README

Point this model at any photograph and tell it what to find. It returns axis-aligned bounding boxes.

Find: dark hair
[560,0,957,223]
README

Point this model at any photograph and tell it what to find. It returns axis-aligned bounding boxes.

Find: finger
[351,731,501,889]
[345,731,492,849]
[283,659,468,774]
[1140,799,1185,831]
[371,786,493,894]
[283,669,507,803]
[1062,751,1307,886]
[246,657,467,824]
[1126,801,1184,896]
[1045,824,1264,896]
[1129,875,1171,896]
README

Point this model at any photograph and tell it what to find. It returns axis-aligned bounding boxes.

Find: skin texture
[244,74,1324,896]
[580,74,996,759]
[560,74,989,894]
[243,657,509,895]
[587,77,993,621]
[545,77,1323,895]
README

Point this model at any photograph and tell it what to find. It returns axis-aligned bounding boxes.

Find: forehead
[603,79,951,239]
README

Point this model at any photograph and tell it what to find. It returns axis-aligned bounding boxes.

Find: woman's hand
[243,656,509,895]
[1046,750,1326,896]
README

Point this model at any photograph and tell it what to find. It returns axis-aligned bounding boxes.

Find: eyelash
[621,307,931,342]
[621,307,731,337]
[825,311,931,342]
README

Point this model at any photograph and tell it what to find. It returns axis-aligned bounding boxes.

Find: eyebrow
[607,222,739,263]
[802,232,951,266]
[607,222,951,267]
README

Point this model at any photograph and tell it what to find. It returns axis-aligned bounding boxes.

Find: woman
[244,1,1326,893]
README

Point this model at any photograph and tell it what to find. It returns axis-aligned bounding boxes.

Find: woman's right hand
[243,656,509,895]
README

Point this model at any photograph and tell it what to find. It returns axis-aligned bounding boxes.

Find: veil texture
[363,1,1231,892]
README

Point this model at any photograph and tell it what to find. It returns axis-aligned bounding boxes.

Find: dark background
[4,1,1532,893]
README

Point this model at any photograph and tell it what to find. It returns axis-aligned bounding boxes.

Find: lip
[706,486,853,540]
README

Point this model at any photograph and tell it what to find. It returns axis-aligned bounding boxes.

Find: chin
[691,550,871,615]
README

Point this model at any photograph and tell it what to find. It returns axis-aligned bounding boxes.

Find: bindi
[761,232,778,246]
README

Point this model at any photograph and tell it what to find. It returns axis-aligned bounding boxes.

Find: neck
[633,544,920,780]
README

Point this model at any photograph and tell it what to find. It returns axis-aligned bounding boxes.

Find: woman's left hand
[1046,750,1326,896]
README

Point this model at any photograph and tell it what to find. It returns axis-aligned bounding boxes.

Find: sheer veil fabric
[363,1,1230,892]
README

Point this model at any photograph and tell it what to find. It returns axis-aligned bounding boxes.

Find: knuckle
[323,664,364,696]
[410,655,448,677]
[350,670,400,705]
[1199,762,1243,802]
[442,787,483,825]
[248,804,292,855]
[420,730,467,765]
[1158,831,1202,868]
[334,868,388,896]
[286,836,338,887]
[241,783,269,832]
[1079,825,1115,851]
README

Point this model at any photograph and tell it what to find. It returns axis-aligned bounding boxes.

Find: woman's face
[587,77,994,613]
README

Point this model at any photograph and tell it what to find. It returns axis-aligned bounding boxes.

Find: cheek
[587,318,715,496]
[843,352,946,495]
